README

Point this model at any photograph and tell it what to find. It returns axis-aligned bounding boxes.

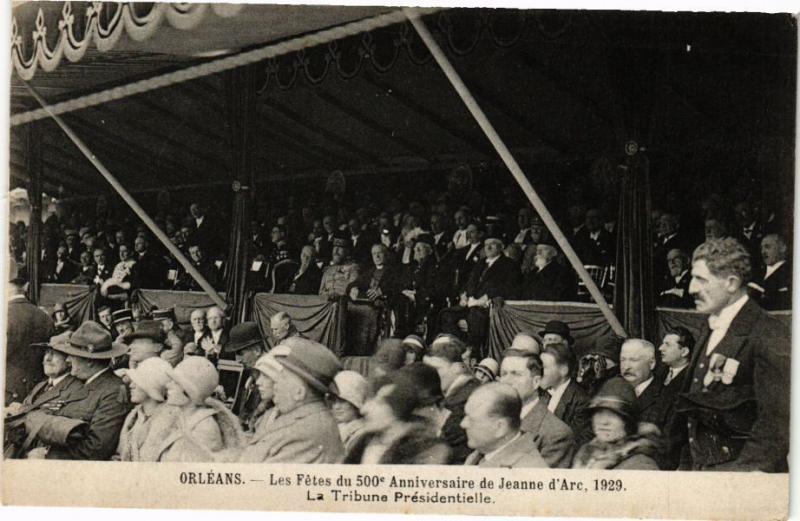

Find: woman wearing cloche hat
[330,370,369,451]
[571,377,660,470]
[139,357,244,462]
[116,357,173,461]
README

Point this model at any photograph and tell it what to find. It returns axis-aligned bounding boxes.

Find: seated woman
[52,302,72,333]
[401,335,426,365]
[330,371,369,452]
[101,243,136,298]
[343,363,450,465]
[139,357,243,462]
[116,357,172,461]
[571,377,660,470]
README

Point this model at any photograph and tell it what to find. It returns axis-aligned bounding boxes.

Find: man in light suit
[5,261,55,406]
[462,383,548,468]
[238,337,343,463]
[499,349,575,468]
[679,238,790,472]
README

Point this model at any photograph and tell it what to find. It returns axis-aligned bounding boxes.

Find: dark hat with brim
[539,320,574,344]
[31,330,73,351]
[151,307,176,322]
[589,335,624,364]
[332,237,350,249]
[587,376,638,420]
[50,321,128,360]
[124,320,166,344]
[415,233,434,248]
[223,321,264,354]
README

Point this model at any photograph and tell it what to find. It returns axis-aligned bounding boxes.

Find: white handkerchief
[250,260,263,272]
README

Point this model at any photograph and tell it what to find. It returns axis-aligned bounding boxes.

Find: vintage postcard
[1,1,795,520]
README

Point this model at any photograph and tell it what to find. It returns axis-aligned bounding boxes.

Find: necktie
[664,368,675,386]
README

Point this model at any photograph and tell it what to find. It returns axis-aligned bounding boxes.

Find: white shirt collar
[634,376,654,397]
[211,329,223,343]
[546,378,571,413]
[195,216,204,226]
[483,431,522,462]
[85,367,108,386]
[50,373,69,387]
[445,374,473,398]
[764,260,786,279]
[520,396,540,419]
[708,294,749,331]
[485,255,500,268]
[675,269,688,283]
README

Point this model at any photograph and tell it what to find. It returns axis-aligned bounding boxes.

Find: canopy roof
[9,4,797,203]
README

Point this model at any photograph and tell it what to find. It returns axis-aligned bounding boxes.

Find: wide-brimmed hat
[415,233,434,248]
[223,322,264,354]
[589,335,624,364]
[394,362,443,407]
[332,370,370,410]
[31,330,73,351]
[124,320,166,344]
[587,376,639,421]
[50,321,128,360]
[111,308,133,325]
[401,334,426,354]
[539,320,574,344]
[372,338,406,371]
[127,357,173,402]
[474,358,499,381]
[269,337,342,394]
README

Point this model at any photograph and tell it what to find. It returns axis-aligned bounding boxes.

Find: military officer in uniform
[319,237,360,299]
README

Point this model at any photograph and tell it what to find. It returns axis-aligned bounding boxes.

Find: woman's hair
[377,363,443,421]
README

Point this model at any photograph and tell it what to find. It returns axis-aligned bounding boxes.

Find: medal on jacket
[721,358,740,385]
[703,353,727,388]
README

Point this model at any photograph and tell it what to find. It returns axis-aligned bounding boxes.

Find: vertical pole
[25,120,43,303]
[405,8,627,337]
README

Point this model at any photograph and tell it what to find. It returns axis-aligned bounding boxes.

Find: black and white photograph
[1,1,796,519]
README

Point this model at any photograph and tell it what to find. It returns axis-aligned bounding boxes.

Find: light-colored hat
[169,356,219,404]
[51,321,128,360]
[474,358,499,381]
[127,357,173,402]
[270,337,342,394]
[508,332,542,355]
[333,370,369,410]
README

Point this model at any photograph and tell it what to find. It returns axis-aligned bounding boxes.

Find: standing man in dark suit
[750,233,792,310]
[5,262,55,406]
[523,243,575,301]
[656,327,694,469]
[423,335,481,464]
[450,222,485,297]
[679,238,790,472]
[733,201,765,271]
[18,321,130,460]
[132,235,167,289]
[189,202,219,259]
[540,341,592,445]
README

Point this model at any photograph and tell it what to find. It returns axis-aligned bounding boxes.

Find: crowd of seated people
[6,238,789,472]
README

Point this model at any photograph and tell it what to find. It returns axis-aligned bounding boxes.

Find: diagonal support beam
[405,8,626,338]
[26,84,226,310]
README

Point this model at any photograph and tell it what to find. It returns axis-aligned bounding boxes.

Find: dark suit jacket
[174,259,220,291]
[521,399,576,468]
[94,264,113,284]
[451,243,484,293]
[465,255,520,300]
[44,370,131,460]
[44,259,80,284]
[524,261,575,301]
[753,262,792,311]
[679,298,790,472]
[288,264,323,295]
[350,232,378,266]
[22,375,83,408]
[656,366,689,470]
[349,264,403,303]
[442,377,481,464]
[636,378,663,427]
[552,380,593,446]
[5,297,55,405]
[573,228,615,266]
[658,270,693,308]
[132,251,168,289]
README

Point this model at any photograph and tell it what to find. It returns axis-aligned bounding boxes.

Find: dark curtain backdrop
[614,153,656,340]
[25,121,43,303]
[251,293,347,356]
[38,284,97,327]
[224,66,258,323]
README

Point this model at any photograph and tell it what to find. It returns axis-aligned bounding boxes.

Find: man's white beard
[534,256,548,271]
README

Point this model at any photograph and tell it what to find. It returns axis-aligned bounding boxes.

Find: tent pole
[25,120,43,304]
[25,84,227,310]
[405,8,627,338]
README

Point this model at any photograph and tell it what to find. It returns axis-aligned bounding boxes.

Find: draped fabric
[131,289,225,329]
[25,121,43,304]
[614,153,656,340]
[223,66,258,322]
[251,294,347,356]
[38,284,97,326]
[487,300,614,360]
